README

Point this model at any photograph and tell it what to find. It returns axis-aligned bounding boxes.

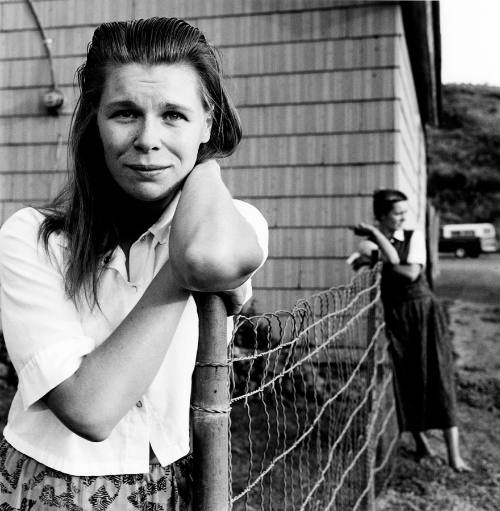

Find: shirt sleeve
[232,200,269,304]
[0,208,96,411]
[406,230,427,265]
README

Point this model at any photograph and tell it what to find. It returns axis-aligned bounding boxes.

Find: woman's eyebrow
[159,101,194,114]
[101,99,137,112]
[101,99,194,114]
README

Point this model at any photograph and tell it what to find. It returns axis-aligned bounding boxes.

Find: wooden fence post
[191,293,230,511]
[362,271,378,511]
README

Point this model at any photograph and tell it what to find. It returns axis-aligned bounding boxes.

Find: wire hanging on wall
[25,0,64,115]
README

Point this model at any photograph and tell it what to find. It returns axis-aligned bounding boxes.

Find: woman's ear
[201,113,213,144]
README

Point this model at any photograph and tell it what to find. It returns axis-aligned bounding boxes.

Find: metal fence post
[191,293,230,511]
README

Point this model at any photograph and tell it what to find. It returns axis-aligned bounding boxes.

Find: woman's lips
[125,164,169,171]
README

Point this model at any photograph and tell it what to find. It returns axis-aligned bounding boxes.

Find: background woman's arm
[351,223,422,281]
[352,223,400,264]
[390,263,422,281]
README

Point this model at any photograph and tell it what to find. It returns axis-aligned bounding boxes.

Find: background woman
[0,17,267,509]
[351,189,469,472]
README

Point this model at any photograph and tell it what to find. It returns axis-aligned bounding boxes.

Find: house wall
[393,7,427,229]
[0,0,429,313]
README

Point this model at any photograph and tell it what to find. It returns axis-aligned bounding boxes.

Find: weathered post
[362,269,379,511]
[191,293,230,511]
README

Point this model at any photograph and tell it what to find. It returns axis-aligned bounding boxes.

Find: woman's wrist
[189,159,221,181]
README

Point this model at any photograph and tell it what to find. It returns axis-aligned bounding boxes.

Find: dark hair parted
[372,189,408,220]
[39,17,242,306]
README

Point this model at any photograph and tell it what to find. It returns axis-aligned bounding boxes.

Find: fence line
[192,266,399,510]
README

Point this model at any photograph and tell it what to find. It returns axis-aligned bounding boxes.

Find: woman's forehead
[392,200,408,213]
[100,62,204,108]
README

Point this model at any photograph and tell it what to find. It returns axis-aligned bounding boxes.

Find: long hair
[372,189,408,220]
[40,17,242,306]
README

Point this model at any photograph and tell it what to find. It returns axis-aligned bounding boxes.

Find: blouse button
[136,401,143,408]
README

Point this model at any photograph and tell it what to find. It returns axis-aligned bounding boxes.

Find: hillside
[427,84,500,224]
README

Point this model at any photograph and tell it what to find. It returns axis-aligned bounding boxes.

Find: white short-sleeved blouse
[391,229,426,265]
[0,195,268,476]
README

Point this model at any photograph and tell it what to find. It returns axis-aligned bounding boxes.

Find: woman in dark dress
[351,189,470,471]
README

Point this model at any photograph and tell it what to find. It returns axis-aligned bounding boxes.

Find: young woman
[0,17,268,509]
[351,189,470,472]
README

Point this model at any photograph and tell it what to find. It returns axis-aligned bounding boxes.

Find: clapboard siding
[226,132,395,168]
[0,171,64,200]
[0,5,399,60]
[0,117,71,144]
[252,258,356,288]
[267,228,360,257]
[0,36,397,88]
[392,7,426,227]
[0,1,434,312]
[1,2,395,35]
[0,1,386,29]
[231,69,397,107]
[223,164,395,197]
[240,196,373,228]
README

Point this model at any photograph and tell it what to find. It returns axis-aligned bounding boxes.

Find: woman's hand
[350,222,379,238]
[218,284,249,316]
[351,254,373,271]
[349,222,401,265]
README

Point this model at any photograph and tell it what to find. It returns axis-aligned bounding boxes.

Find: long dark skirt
[0,438,192,510]
[384,294,457,432]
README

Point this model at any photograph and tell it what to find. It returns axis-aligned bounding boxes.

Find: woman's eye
[113,110,136,120]
[164,111,186,122]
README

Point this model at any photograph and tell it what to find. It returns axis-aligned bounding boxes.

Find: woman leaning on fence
[0,17,268,509]
[349,189,470,472]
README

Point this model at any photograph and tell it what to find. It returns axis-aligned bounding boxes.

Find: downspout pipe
[25,0,64,114]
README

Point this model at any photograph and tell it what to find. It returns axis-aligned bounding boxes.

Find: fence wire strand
[229,266,398,510]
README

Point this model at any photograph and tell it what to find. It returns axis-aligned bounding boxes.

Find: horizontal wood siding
[0,1,413,312]
[393,6,426,228]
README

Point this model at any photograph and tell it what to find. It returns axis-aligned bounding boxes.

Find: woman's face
[97,63,212,205]
[379,200,408,231]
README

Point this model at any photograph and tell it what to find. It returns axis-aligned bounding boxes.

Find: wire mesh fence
[228,266,398,511]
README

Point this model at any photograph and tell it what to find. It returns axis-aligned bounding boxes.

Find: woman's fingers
[218,285,247,316]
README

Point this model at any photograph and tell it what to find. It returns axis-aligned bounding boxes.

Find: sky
[440,0,500,87]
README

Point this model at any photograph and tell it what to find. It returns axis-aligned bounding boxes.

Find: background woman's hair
[39,17,242,306]
[372,189,408,220]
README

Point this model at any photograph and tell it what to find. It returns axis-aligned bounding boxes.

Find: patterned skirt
[0,438,192,510]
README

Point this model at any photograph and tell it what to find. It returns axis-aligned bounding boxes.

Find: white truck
[439,223,498,258]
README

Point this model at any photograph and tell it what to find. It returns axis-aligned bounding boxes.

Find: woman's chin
[124,183,180,205]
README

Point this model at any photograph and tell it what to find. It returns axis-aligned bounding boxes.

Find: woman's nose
[133,118,161,152]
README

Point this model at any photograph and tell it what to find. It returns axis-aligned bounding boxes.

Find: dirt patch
[377,301,500,510]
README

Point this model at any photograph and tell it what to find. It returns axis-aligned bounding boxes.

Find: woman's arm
[169,159,265,291]
[351,223,422,281]
[44,263,190,442]
[390,263,422,281]
[352,223,400,264]
[0,211,192,442]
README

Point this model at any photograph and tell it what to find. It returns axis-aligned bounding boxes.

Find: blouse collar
[392,229,405,242]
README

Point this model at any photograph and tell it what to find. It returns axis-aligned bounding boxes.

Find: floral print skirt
[0,438,192,510]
